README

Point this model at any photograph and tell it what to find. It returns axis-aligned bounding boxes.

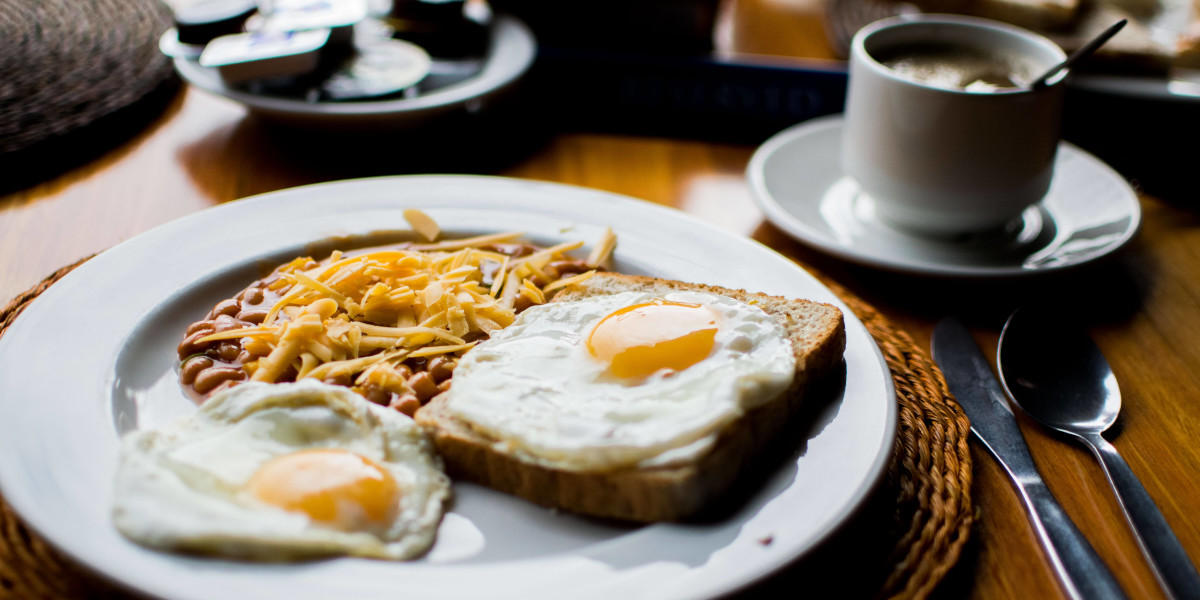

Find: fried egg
[441,290,796,471]
[113,380,450,560]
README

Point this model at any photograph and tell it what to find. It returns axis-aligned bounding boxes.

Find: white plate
[747,116,1142,278]
[174,16,536,128]
[0,176,894,600]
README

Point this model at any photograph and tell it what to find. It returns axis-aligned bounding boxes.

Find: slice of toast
[974,0,1080,30]
[903,0,1178,73]
[1175,0,1200,67]
[1050,3,1174,74]
[905,0,1080,30]
[415,273,846,522]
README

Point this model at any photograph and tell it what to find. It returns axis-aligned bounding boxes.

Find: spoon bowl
[998,309,1121,434]
[998,307,1200,600]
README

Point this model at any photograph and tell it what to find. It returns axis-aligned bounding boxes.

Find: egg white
[112,380,450,561]
[442,290,796,471]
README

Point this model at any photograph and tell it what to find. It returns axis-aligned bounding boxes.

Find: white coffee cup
[842,15,1067,236]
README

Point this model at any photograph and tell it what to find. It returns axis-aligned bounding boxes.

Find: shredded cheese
[587,227,617,268]
[216,226,608,397]
[543,270,597,293]
[189,214,617,406]
[403,208,441,242]
[196,326,277,344]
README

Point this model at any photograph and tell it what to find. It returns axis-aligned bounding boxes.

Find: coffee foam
[876,43,1036,92]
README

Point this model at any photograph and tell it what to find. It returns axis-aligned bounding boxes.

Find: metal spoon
[1030,19,1127,89]
[998,308,1200,600]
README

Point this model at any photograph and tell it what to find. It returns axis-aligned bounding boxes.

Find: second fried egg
[441,290,796,471]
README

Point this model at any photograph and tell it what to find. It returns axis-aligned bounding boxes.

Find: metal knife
[932,317,1127,600]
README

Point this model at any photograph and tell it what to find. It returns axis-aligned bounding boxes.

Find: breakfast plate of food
[0,176,894,599]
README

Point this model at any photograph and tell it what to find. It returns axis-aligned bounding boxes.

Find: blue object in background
[524,47,848,143]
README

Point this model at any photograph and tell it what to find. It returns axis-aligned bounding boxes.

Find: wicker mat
[0,257,973,600]
[0,0,176,190]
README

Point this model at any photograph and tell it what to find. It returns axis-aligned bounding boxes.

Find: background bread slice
[415,273,846,522]
[1175,0,1200,67]
[905,0,1080,30]
[1050,3,1174,74]
[974,0,1080,30]
[903,0,1177,73]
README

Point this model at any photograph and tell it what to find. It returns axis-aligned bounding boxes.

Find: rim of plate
[0,175,895,600]
[746,116,1142,278]
[174,15,535,118]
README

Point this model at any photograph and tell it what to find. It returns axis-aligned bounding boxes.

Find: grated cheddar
[179,218,616,414]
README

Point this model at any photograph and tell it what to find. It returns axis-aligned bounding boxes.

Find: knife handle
[1020,481,1128,600]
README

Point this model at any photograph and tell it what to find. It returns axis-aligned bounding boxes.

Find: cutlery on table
[932,317,1127,600]
[998,308,1200,600]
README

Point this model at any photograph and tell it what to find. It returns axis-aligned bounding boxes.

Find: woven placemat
[0,0,176,188]
[0,257,973,600]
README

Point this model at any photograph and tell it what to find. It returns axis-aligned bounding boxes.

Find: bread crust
[415,273,846,522]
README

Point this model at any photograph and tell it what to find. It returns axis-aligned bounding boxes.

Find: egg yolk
[245,449,400,532]
[586,299,719,378]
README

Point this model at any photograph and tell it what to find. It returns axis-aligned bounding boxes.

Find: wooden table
[2,0,1198,597]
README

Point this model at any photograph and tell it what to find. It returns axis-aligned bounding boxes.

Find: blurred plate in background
[174,15,535,129]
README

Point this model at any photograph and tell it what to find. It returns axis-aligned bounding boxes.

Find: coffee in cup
[842,16,1067,236]
[874,42,1037,92]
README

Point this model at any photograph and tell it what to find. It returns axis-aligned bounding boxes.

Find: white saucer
[747,116,1142,278]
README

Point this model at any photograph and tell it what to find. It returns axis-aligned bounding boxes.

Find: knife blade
[932,317,1126,600]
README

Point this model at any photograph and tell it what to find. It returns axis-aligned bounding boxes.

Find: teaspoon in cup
[1029,19,1127,89]
[998,308,1200,600]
